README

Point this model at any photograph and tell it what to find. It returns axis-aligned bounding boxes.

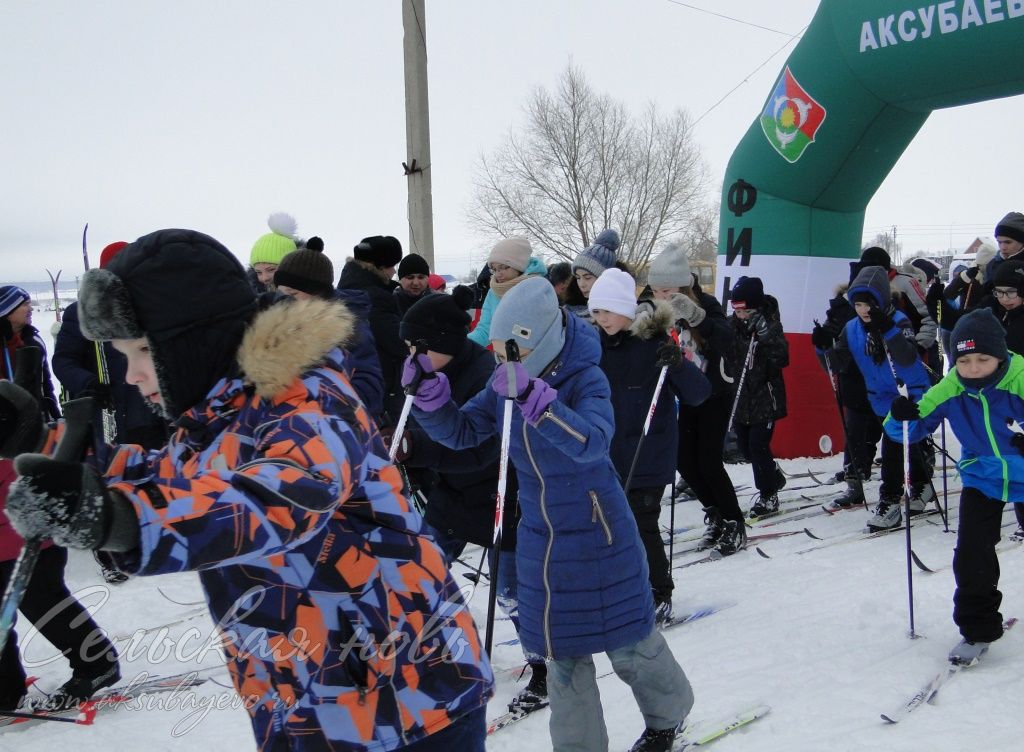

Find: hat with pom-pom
[274,237,334,299]
[354,236,403,268]
[572,229,620,278]
[250,212,299,266]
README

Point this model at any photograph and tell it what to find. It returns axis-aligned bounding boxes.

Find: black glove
[0,381,45,459]
[655,341,683,368]
[81,381,115,411]
[749,313,770,339]
[889,395,920,422]
[1011,433,1024,456]
[6,454,139,551]
[865,306,894,334]
[810,324,834,350]
[961,266,981,283]
[925,281,944,322]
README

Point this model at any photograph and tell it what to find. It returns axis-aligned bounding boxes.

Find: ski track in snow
[8,305,1023,751]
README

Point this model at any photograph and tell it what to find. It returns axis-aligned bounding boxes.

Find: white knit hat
[587,268,638,320]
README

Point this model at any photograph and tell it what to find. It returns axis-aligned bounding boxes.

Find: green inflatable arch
[719,0,1024,458]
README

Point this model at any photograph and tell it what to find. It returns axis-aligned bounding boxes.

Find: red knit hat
[99,241,129,269]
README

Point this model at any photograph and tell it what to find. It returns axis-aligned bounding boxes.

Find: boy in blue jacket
[887,309,1023,663]
[406,277,694,752]
[812,265,933,530]
[588,268,711,623]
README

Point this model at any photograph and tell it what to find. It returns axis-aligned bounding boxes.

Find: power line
[664,0,798,37]
[691,28,806,127]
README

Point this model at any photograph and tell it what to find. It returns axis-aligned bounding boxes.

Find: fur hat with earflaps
[79,229,258,419]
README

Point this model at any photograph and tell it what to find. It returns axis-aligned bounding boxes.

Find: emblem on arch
[760,66,826,163]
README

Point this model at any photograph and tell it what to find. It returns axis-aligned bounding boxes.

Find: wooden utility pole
[402,0,435,267]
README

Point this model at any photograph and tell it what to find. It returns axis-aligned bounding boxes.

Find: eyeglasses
[994,288,1020,299]
[488,263,510,273]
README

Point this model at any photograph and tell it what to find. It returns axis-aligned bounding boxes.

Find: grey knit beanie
[489,277,566,378]
[647,242,692,288]
[572,229,620,277]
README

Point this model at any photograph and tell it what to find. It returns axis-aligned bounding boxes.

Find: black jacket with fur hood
[598,300,711,489]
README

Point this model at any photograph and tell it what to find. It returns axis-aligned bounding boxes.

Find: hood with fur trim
[238,298,355,399]
[629,299,675,341]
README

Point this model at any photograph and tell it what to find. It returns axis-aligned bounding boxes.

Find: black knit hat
[730,276,765,310]
[951,308,1008,361]
[399,294,471,356]
[353,235,403,268]
[78,229,257,419]
[860,246,892,271]
[397,253,430,279]
[995,212,1024,245]
[274,237,334,299]
[992,259,1024,293]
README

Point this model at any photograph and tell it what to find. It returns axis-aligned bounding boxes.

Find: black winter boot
[628,724,682,752]
[713,519,747,557]
[696,507,725,551]
[44,662,121,711]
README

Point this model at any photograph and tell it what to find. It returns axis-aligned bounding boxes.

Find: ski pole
[485,339,520,656]
[389,340,432,462]
[936,304,950,532]
[94,342,117,444]
[878,335,918,639]
[726,332,757,436]
[898,379,917,639]
[622,365,668,494]
[669,436,678,564]
[816,322,852,459]
[0,395,95,655]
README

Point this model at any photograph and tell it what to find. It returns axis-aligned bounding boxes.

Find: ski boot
[866,495,903,531]
[948,638,990,665]
[907,484,934,515]
[696,507,725,551]
[44,662,121,711]
[673,477,695,500]
[713,519,747,557]
[827,467,846,485]
[826,472,865,511]
[1009,526,1024,543]
[654,595,674,626]
[628,723,683,752]
[748,493,779,519]
[509,662,548,714]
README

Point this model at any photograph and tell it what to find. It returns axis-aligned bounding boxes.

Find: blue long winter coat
[598,300,711,489]
[414,312,655,660]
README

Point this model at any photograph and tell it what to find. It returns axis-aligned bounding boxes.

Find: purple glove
[401,353,435,391]
[491,361,530,399]
[517,379,558,424]
[413,372,451,412]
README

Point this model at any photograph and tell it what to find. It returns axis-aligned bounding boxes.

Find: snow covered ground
[7,304,1023,751]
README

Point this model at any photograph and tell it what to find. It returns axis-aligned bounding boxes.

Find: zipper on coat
[523,420,555,660]
[538,410,586,443]
[589,491,613,545]
[977,391,1010,501]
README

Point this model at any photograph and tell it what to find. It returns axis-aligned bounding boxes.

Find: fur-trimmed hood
[629,299,675,341]
[238,298,355,398]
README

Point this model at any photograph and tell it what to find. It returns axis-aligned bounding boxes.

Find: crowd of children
[1,209,1023,750]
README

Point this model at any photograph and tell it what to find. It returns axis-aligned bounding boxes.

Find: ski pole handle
[1007,418,1024,436]
[389,341,432,462]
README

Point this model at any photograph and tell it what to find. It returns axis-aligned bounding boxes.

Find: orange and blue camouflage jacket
[91,299,493,751]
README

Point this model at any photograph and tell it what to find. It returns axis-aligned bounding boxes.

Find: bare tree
[468,65,708,270]
[864,231,903,265]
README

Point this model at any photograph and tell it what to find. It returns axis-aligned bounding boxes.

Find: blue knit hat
[951,308,1008,362]
[490,277,566,377]
[730,276,765,310]
[0,286,30,319]
[572,229,620,277]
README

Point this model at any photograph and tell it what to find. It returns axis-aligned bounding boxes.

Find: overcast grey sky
[2,0,1021,284]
